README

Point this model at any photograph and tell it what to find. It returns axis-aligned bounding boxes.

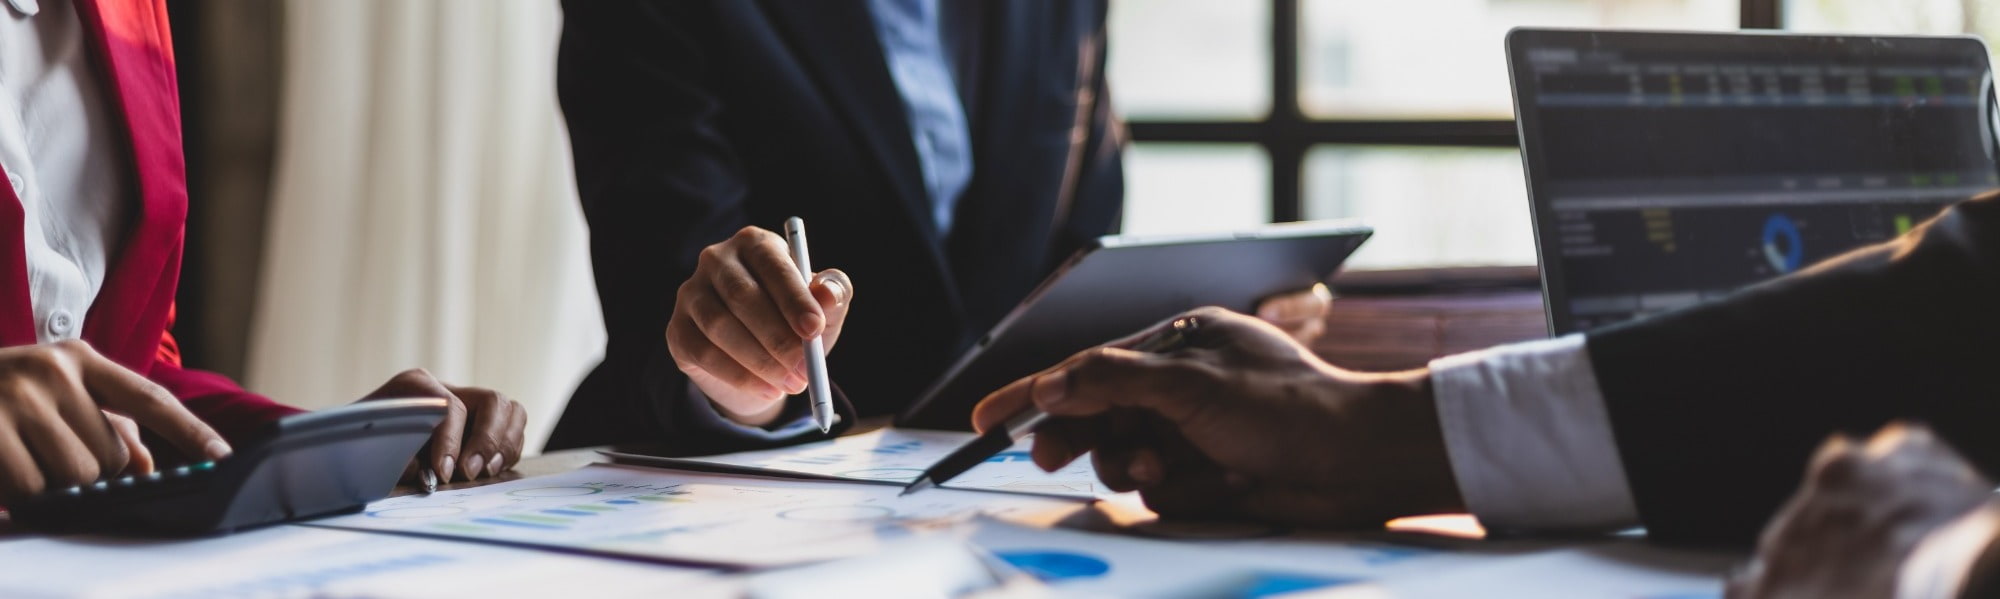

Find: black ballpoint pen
[900,316,1202,496]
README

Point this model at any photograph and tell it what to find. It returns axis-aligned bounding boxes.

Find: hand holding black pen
[901,316,1203,496]
[948,307,1462,528]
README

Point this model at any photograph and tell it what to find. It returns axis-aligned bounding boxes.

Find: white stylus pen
[784,217,837,434]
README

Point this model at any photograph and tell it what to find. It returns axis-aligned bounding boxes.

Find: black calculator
[7,398,445,536]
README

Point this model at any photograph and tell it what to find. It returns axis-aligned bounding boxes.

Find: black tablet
[896,221,1372,430]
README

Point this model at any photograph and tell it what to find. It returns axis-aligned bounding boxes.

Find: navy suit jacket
[548,0,1124,452]
[1590,191,2000,546]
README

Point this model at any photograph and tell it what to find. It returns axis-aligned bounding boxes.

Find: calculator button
[192,461,216,472]
[144,471,163,482]
[113,476,136,488]
[90,481,108,492]
[62,486,81,497]
[172,466,191,477]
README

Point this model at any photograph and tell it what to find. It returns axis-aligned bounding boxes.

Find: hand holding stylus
[667,225,854,428]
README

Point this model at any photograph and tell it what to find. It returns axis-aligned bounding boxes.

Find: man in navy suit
[548,0,1330,452]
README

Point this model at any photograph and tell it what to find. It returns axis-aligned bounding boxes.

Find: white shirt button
[45,309,73,338]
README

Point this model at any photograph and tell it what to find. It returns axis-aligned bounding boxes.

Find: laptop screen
[1508,30,1999,334]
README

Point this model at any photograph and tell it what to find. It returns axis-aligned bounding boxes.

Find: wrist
[716,398,786,428]
[1352,368,1466,515]
[694,381,788,428]
[1900,502,2000,599]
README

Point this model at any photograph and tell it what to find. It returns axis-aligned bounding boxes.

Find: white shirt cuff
[1899,503,2000,599]
[686,381,823,442]
[1429,333,1641,534]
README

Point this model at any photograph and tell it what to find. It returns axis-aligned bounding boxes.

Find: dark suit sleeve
[1585,191,2000,546]
[551,1,850,452]
[1051,2,1125,250]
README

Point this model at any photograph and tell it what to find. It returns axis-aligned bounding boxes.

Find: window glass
[1304,145,1536,268]
[1122,143,1272,236]
[1300,0,1738,119]
[1109,0,1273,120]
[1785,0,2000,65]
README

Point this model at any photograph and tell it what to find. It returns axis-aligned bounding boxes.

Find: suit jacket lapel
[0,171,36,345]
[75,0,187,368]
[758,0,941,249]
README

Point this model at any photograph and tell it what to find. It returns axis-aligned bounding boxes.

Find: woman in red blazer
[0,0,524,501]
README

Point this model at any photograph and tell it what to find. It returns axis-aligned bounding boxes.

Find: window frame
[1124,0,1785,223]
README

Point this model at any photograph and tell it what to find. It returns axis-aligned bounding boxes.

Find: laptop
[1507,29,1999,334]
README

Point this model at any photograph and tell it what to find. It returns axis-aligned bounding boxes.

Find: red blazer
[0,0,300,441]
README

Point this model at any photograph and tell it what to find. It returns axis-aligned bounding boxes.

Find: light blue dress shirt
[867,0,974,236]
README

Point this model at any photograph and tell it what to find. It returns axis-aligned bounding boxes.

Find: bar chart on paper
[307,464,1081,567]
[605,428,1103,498]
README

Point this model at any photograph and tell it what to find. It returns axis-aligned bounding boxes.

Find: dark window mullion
[1129,0,1780,224]
[1272,0,1303,222]
[1742,0,1782,29]
[1129,121,1516,146]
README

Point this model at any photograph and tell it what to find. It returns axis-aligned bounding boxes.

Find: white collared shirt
[0,0,128,343]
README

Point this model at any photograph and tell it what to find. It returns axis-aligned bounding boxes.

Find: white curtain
[247,0,603,453]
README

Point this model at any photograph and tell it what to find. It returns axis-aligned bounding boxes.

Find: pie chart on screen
[1762,213,1803,274]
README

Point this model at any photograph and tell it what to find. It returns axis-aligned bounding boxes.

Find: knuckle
[684,292,726,322]
[697,244,726,268]
[762,330,801,356]
[16,348,69,377]
[689,342,729,371]
[717,275,761,302]
[738,226,779,245]
[475,391,507,411]
[100,448,130,478]
[394,368,435,386]
[70,459,101,487]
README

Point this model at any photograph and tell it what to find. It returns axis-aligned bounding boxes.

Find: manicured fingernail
[487,454,505,477]
[440,455,456,484]
[465,454,486,481]
[821,279,846,305]
[203,439,234,460]
[1033,371,1069,407]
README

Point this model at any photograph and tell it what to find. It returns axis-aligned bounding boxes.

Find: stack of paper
[307,463,1087,568]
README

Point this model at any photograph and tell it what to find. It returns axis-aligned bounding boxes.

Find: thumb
[811,269,853,351]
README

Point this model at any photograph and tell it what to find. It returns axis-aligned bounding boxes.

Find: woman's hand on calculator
[0,340,233,502]
[361,369,526,485]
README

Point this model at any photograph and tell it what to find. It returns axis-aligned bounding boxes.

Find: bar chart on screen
[307,464,1083,568]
